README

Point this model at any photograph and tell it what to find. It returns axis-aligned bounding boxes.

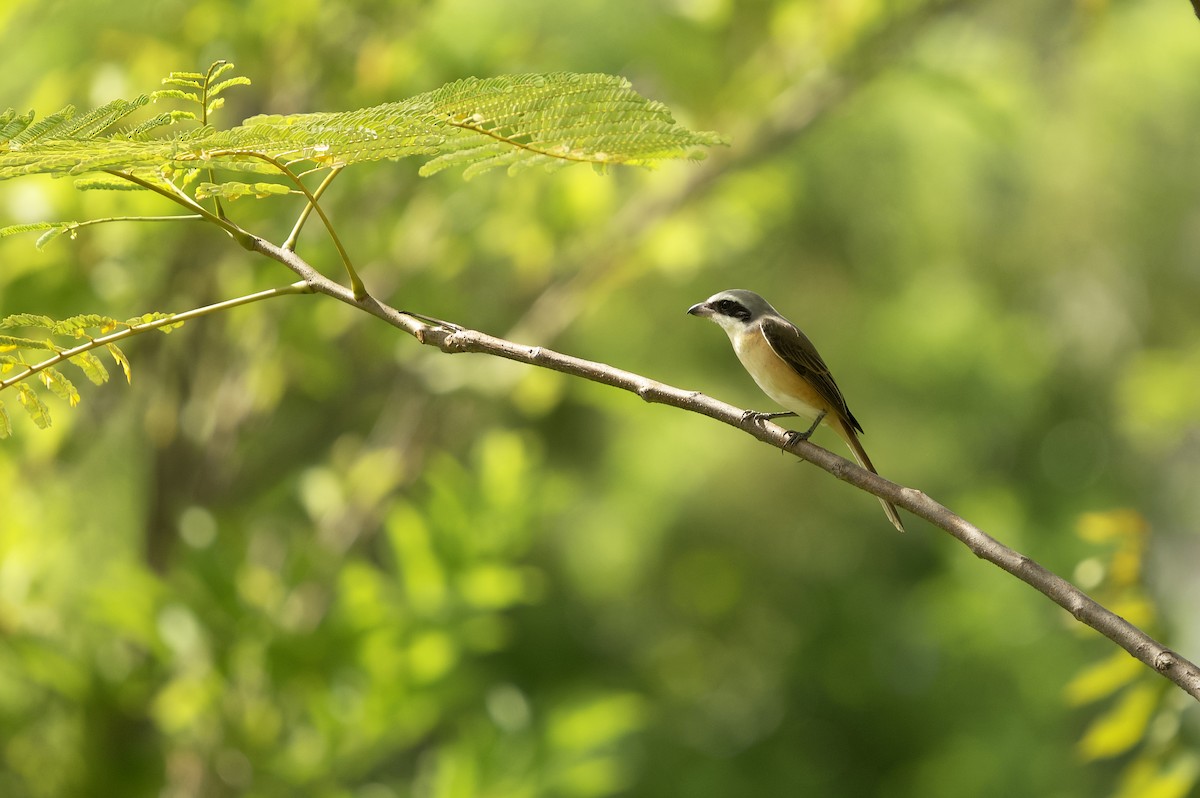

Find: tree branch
[246,234,1200,703]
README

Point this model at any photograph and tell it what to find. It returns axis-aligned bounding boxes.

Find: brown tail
[831,418,905,533]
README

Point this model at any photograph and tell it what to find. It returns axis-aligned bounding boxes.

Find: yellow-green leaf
[126,312,182,333]
[35,226,74,251]
[106,343,132,383]
[53,314,118,337]
[70,350,109,386]
[0,400,10,438]
[1,314,54,330]
[1065,651,1143,706]
[17,383,50,429]
[40,367,80,407]
[195,181,293,201]
[1116,753,1200,798]
[1078,683,1158,760]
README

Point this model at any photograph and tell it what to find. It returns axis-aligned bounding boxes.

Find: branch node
[440,331,467,353]
[1155,651,1176,672]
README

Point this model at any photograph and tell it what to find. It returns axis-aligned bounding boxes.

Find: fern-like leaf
[17,383,50,429]
[106,343,132,383]
[70,350,109,386]
[0,400,10,439]
[73,175,149,191]
[2,315,55,330]
[0,110,35,143]
[0,71,725,188]
[40,367,81,406]
[59,96,150,139]
[195,181,294,200]
[126,312,182,332]
[0,334,57,351]
[53,314,122,337]
[0,310,182,436]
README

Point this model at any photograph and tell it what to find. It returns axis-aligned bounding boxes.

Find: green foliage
[154,61,250,123]
[1067,510,1199,797]
[194,181,295,200]
[0,312,180,436]
[1,2,1197,797]
[0,67,725,193]
[0,62,725,437]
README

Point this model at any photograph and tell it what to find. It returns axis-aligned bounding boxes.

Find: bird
[687,289,904,532]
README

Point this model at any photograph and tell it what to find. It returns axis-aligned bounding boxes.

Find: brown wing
[760,315,864,434]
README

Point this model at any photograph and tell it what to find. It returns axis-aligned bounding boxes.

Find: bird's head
[687,289,779,335]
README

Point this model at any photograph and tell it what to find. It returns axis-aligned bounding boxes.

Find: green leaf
[1,314,55,330]
[0,72,725,183]
[151,89,201,104]
[0,334,55,351]
[36,226,74,250]
[106,343,132,383]
[9,106,75,146]
[210,76,251,97]
[52,314,122,336]
[195,181,293,200]
[1064,651,1143,706]
[17,383,50,429]
[126,312,182,333]
[40,367,80,407]
[73,175,148,191]
[0,222,60,239]
[162,70,206,83]
[1116,754,1200,798]
[207,61,236,83]
[0,400,10,438]
[58,96,150,138]
[70,350,110,386]
[0,109,34,142]
[1078,683,1159,761]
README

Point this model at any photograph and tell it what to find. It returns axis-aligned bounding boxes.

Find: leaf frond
[0,71,724,187]
[58,96,150,138]
[0,309,182,436]
[10,106,77,145]
[17,383,50,429]
[1,314,56,330]
[195,180,294,200]
[73,175,151,191]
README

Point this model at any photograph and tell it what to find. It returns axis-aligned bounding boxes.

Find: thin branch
[68,215,205,226]
[284,165,344,251]
[198,150,365,298]
[0,281,311,392]
[103,169,256,248]
[244,233,1200,703]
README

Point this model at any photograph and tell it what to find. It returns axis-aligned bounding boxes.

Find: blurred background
[1,0,1198,795]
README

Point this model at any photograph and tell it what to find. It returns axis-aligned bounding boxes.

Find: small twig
[103,169,255,248]
[284,165,344,251]
[199,151,365,299]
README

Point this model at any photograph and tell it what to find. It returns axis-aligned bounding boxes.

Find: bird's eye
[716,300,734,312]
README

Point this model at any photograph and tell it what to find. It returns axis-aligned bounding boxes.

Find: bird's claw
[782,411,826,449]
[741,409,797,424]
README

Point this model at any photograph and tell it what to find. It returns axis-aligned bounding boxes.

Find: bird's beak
[687,302,711,317]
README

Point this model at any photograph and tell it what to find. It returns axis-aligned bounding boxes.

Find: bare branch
[247,233,1200,703]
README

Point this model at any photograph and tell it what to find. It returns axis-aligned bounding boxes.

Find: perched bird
[688,289,904,532]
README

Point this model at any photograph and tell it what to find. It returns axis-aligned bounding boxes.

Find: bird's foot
[782,411,826,448]
[741,409,797,424]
